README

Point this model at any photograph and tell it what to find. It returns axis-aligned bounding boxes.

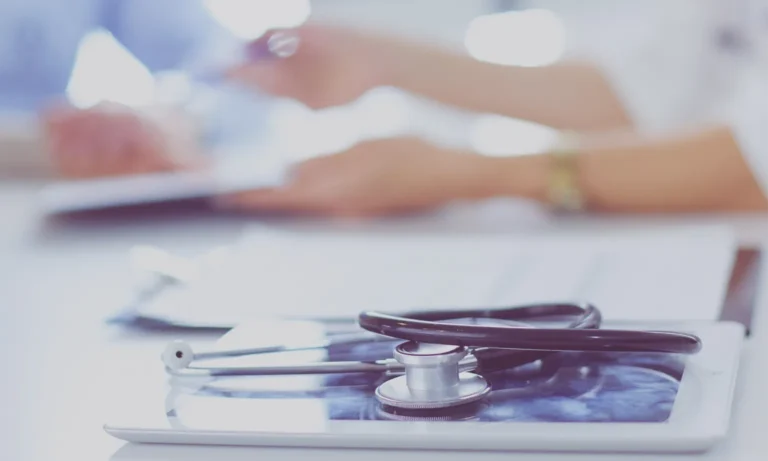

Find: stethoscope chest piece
[375,341,490,410]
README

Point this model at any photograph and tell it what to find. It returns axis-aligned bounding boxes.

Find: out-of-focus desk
[2,179,768,461]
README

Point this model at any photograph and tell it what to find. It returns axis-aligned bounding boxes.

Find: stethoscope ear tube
[358,303,702,354]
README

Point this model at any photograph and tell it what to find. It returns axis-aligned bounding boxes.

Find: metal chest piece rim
[374,341,491,410]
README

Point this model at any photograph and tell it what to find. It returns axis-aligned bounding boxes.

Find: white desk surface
[3,179,768,461]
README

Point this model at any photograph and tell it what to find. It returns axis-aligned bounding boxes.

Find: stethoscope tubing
[164,303,703,380]
[166,355,480,378]
[358,304,702,354]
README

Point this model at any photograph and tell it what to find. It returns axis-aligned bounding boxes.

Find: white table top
[3,180,768,461]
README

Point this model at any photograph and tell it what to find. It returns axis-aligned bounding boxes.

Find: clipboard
[106,233,761,335]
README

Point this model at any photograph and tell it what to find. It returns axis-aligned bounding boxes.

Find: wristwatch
[547,132,585,212]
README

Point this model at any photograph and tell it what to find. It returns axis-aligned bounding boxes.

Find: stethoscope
[162,303,702,410]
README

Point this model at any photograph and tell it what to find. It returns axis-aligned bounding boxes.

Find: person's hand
[42,102,202,179]
[215,137,495,217]
[228,24,402,109]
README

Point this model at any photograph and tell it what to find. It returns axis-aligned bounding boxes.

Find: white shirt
[528,0,768,195]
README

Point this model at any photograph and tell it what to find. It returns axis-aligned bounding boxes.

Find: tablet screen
[167,339,685,428]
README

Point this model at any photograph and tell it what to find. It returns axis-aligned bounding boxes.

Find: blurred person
[220,0,768,216]
[0,0,260,178]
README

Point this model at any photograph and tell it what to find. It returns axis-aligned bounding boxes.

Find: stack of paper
[135,225,737,326]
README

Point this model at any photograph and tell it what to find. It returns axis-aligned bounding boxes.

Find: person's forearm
[461,126,768,213]
[381,39,632,131]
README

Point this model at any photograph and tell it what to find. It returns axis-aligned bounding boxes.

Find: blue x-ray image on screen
[176,337,685,425]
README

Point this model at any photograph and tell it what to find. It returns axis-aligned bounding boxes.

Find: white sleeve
[558,0,719,134]
[724,66,768,197]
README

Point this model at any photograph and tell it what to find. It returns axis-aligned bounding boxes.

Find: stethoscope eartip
[162,340,194,370]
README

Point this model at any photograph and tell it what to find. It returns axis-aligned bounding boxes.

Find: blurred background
[0,0,620,178]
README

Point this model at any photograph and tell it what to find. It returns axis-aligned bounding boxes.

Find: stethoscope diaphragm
[374,342,490,410]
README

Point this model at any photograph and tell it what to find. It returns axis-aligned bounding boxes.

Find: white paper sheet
[138,224,737,325]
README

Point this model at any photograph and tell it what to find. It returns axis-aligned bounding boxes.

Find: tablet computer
[37,152,289,216]
[104,320,745,454]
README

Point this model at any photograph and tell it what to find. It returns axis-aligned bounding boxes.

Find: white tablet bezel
[104,321,745,454]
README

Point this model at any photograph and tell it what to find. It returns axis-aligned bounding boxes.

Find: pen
[186,30,300,84]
